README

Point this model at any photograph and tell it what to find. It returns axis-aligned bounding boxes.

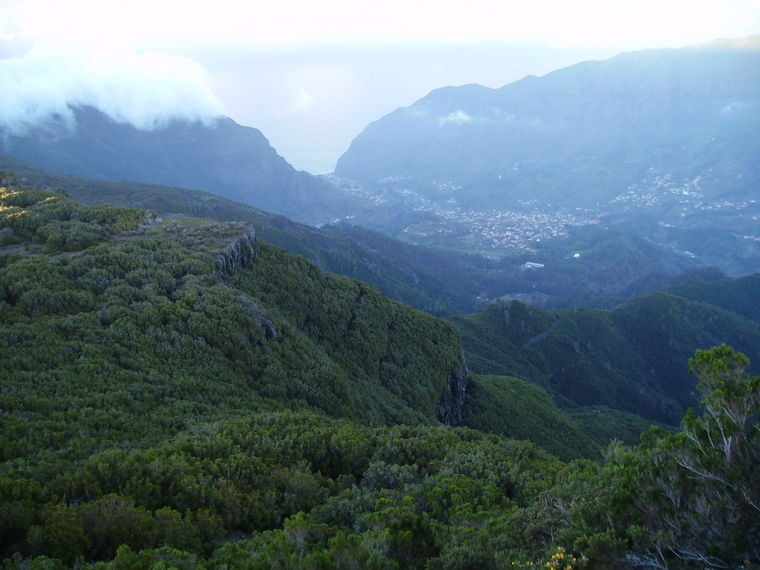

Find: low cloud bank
[0,41,224,135]
[438,110,472,126]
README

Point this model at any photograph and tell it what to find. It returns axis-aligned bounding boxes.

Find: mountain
[333,37,760,274]
[0,106,352,225]
[336,37,760,207]
[3,40,760,567]
[452,291,760,424]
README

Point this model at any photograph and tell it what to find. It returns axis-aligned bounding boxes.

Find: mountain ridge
[0,106,353,225]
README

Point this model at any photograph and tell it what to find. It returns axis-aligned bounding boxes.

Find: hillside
[0,107,353,225]
[489,224,698,308]
[0,159,493,315]
[1,187,758,569]
[666,271,760,323]
[332,38,760,275]
[459,374,661,460]
[452,293,760,424]
[0,186,470,452]
[0,184,593,566]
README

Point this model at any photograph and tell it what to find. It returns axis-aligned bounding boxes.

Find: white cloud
[0,40,223,135]
[286,89,315,113]
[438,110,472,125]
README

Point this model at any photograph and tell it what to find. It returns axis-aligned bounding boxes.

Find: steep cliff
[214,227,257,277]
[437,360,469,426]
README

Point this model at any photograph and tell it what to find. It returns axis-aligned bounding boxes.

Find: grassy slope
[460,375,597,460]
[461,374,663,460]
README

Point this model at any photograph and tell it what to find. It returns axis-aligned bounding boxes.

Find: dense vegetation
[0,185,465,421]
[459,375,662,460]
[667,271,760,323]
[0,162,496,315]
[2,186,758,568]
[3,347,757,568]
[452,294,760,424]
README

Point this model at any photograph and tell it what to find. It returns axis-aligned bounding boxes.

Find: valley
[330,169,760,260]
[328,173,601,253]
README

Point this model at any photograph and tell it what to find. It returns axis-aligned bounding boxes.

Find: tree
[623,345,760,568]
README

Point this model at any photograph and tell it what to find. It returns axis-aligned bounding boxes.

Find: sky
[1,0,759,173]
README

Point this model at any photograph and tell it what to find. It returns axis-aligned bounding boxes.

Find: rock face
[437,359,469,426]
[215,228,257,278]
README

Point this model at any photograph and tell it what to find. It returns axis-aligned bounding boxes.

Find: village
[327,173,760,255]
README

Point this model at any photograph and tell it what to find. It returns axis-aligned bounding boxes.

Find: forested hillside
[1,186,759,568]
[667,271,760,323]
[0,185,467,429]
[452,294,760,424]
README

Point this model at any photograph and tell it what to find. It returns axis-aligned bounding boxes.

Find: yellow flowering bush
[508,546,588,569]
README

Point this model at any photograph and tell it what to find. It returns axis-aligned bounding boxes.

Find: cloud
[438,110,472,126]
[0,40,224,136]
[286,89,315,113]
[721,101,745,114]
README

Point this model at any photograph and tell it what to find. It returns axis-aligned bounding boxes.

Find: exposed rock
[261,317,278,340]
[215,227,257,277]
[437,359,469,426]
[139,211,161,230]
[236,293,278,342]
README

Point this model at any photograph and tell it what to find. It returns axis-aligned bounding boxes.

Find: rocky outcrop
[214,227,257,277]
[437,359,469,426]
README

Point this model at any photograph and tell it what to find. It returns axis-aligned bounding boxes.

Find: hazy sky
[1,0,759,173]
